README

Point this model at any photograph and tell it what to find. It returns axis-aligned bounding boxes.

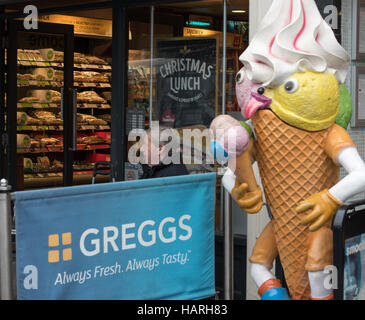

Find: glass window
[126,1,249,233]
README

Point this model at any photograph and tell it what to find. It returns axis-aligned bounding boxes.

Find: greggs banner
[15,173,216,300]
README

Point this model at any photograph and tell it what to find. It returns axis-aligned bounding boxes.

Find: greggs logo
[47,215,192,263]
[48,233,72,263]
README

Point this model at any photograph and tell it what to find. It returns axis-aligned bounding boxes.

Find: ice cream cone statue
[210,0,365,300]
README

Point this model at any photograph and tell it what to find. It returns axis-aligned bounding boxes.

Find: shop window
[125,1,249,233]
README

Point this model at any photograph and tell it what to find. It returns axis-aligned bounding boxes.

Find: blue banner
[15,173,216,300]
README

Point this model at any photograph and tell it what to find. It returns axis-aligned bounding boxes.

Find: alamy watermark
[21,4,340,30]
[23,5,38,30]
[127,121,240,172]
[324,265,338,290]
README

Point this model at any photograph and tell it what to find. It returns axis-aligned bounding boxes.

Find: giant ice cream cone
[234,0,352,300]
[252,110,340,300]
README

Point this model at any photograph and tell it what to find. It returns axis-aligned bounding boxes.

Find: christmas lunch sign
[156,37,218,128]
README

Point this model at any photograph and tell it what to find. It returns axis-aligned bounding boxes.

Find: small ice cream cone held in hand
[209,114,264,214]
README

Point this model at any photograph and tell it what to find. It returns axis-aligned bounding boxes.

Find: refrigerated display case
[7,20,113,190]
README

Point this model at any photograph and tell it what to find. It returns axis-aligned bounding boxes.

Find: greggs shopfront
[0,0,364,302]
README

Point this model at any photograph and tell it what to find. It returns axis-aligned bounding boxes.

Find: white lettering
[138,220,156,247]
[121,223,136,250]
[103,226,119,253]
[78,215,193,256]
[179,215,192,241]
[80,228,100,256]
[160,65,167,78]
[159,217,176,243]
[160,58,213,79]
[170,77,200,93]
[346,239,365,256]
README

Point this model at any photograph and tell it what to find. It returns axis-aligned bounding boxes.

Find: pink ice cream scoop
[209,114,259,194]
[209,114,250,160]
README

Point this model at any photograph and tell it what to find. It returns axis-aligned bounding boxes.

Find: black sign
[315,0,342,43]
[333,199,365,300]
[156,38,217,128]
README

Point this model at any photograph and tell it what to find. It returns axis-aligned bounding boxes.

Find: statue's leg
[305,226,334,300]
[249,221,290,300]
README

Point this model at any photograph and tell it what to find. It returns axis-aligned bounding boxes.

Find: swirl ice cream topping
[239,0,349,87]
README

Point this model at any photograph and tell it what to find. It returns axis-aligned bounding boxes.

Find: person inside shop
[139,126,188,179]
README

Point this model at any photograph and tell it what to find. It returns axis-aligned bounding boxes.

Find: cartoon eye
[284,78,299,93]
[236,69,246,84]
[257,87,265,95]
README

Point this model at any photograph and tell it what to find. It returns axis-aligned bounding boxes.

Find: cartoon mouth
[244,92,272,119]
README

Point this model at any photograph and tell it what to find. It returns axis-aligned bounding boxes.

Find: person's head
[140,125,180,167]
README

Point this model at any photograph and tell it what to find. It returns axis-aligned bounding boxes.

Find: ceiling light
[232,10,246,13]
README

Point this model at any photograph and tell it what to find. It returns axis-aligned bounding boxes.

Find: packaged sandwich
[79,135,105,145]
[76,113,107,125]
[77,91,107,104]
[30,110,63,125]
[17,112,42,125]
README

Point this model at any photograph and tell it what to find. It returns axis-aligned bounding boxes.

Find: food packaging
[27,90,61,103]
[17,112,28,125]
[17,134,31,148]
[38,48,55,62]
[32,68,55,81]
[17,112,43,125]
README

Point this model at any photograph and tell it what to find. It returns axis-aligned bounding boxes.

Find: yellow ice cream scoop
[263,70,340,132]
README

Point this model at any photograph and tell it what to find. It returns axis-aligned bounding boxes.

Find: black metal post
[63,27,75,186]
[6,20,17,190]
[111,0,128,181]
[0,11,5,179]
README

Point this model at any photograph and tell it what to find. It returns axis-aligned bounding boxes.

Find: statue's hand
[297,189,342,232]
[231,179,264,214]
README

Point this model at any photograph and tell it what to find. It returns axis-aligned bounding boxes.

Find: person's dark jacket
[141,160,188,179]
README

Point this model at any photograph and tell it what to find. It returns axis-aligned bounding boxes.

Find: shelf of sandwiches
[16,110,110,132]
[16,49,111,70]
[17,131,110,154]
[15,48,112,90]
[16,89,111,131]
[17,70,111,88]
[23,156,109,180]
[17,90,111,109]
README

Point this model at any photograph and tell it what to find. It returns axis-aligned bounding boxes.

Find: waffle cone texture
[252,110,340,300]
